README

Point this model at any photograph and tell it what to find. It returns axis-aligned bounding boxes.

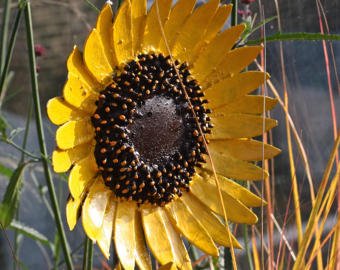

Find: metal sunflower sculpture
[47,0,280,268]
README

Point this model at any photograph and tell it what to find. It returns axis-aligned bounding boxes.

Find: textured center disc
[91,53,211,206]
[129,96,185,164]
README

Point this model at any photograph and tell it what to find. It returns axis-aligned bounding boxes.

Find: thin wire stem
[0,6,23,110]
[14,100,33,269]
[83,237,93,270]
[24,2,74,269]
[0,0,12,72]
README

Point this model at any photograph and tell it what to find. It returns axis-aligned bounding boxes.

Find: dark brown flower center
[91,53,211,206]
[129,95,185,164]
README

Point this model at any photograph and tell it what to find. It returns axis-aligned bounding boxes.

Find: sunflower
[47,0,279,269]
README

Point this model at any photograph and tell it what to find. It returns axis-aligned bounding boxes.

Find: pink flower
[34,44,46,57]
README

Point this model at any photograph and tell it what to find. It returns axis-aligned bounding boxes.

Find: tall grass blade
[0,6,23,110]
[0,0,12,72]
[293,136,340,269]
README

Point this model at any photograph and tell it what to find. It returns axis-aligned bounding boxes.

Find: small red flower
[34,44,46,57]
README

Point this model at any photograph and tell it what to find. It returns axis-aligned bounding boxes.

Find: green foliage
[247,32,340,44]
[0,163,13,178]
[10,220,51,246]
[0,115,7,139]
[0,162,27,228]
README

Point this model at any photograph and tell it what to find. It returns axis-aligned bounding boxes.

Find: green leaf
[247,32,340,44]
[0,162,27,227]
[10,220,51,245]
[0,115,7,138]
[0,163,13,178]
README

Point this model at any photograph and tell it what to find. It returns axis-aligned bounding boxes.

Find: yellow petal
[218,95,278,115]
[158,0,196,53]
[131,0,147,54]
[190,175,258,224]
[112,0,133,64]
[52,143,92,173]
[82,180,111,241]
[96,3,117,68]
[210,113,278,139]
[171,0,219,63]
[56,118,94,150]
[66,46,101,90]
[135,212,152,270]
[66,195,84,230]
[159,262,178,270]
[143,0,172,53]
[192,24,245,83]
[166,199,218,256]
[141,207,191,269]
[63,75,99,114]
[209,138,281,161]
[205,149,268,180]
[181,192,241,248]
[205,71,269,109]
[197,168,264,207]
[115,201,137,270]
[185,5,233,63]
[47,97,89,125]
[206,46,263,84]
[204,5,233,43]
[68,154,98,199]
[97,200,116,259]
[84,28,113,84]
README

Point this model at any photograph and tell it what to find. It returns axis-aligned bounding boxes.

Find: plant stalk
[0,6,22,110]
[24,2,74,269]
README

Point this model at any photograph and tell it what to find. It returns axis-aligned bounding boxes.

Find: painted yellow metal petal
[66,195,83,230]
[192,24,245,83]
[82,181,111,241]
[141,207,191,269]
[56,118,94,150]
[52,143,92,173]
[115,201,137,270]
[135,212,152,270]
[204,149,268,181]
[63,74,98,114]
[158,0,196,53]
[68,154,97,199]
[205,71,269,109]
[143,0,172,53]
[209,138,281,161]
[205,46,263,85]
[187,5,233,64]
[131,0,147,54]
[181,192,241,248]
[166,199,219,256]
[112,0,133,64]
[190,175,258,224]
[204,5,233,43]
[47,97,89,125]
[218,95,278,115]
[197,168,264,207]
[84,28,113,84]
[66,46,101,90]
[210,113,278,139]
[171,0,219,63]
[97,199,116,259]
[96,3,117,69]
